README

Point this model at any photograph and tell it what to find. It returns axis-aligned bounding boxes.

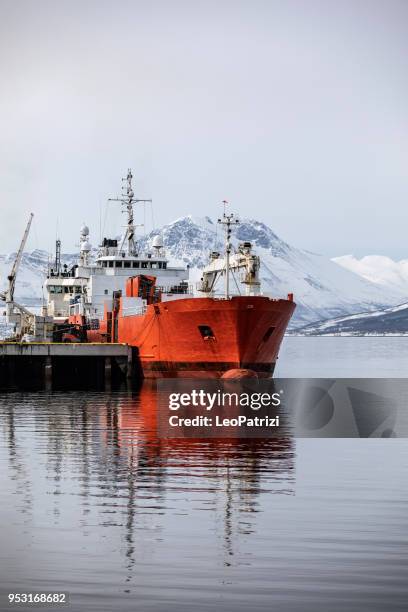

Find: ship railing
[97,247,168,259]
[48,270,76,279]
[122,305,147,317]
[139,250,167,259]
[196,281,213,292]
[157,283,194,295]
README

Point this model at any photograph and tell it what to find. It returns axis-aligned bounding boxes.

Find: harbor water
[0,337,407,611]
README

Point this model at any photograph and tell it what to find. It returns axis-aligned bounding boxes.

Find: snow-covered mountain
[0,215,404,325]
[333,254,408,297]
[291,301,408,336]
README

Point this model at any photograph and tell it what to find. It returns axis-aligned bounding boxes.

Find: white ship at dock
[44,170,189,321]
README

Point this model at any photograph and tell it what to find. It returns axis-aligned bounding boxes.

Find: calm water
[276,336,408,377]
[0,338,407,611]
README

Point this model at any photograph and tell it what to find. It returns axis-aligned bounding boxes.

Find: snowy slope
[333,254,408,297]
[0,251,46,304]
[291,301,408,336]
[0,216,403,325]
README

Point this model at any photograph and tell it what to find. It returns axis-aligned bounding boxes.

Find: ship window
[262,326,275,343]
[132,261,139,268]
[158,262,162,269]
[198,325,215,340]
[108,261,114,268]
[151,262,157,268]
[124,261,131,268]
[115,261,123,268]
[104,289,109,295]
[49,286,55,294]
[74,286,81,293]
[141,261,148,268]
[102,261,107,267]
[163,262,167,269]
[55,286,63,294]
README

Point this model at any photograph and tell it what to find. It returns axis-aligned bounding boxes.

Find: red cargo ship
[87,276,295,378]
[48,170,295,378]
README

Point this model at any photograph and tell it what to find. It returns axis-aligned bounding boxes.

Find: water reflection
[0,383,295,575]
[2,401,33,518]
[2,382,407,612]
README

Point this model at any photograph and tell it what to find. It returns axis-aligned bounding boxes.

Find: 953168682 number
[8,593,68,605]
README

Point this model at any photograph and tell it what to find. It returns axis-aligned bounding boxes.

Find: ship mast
[55,238,61,276]
[109,169,151,256]
[218,201,240,299]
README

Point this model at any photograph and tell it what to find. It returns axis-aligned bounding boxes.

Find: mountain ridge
[333,254,408,296]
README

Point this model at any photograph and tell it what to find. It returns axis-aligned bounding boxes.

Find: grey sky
[0,0,407,258]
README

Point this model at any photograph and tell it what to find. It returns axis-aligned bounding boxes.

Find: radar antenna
[108,169,151,256]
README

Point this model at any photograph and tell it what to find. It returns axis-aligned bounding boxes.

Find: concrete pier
[0,343,136,390]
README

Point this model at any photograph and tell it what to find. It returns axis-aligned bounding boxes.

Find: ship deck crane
[197,209,261,297]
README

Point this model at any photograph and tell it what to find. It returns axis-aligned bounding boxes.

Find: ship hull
[139,360,276,379]
[112,295,295,379]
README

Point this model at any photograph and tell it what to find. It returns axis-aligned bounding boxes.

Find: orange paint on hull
[101,295,296,378]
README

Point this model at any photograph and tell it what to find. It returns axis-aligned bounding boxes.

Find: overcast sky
[0,0,407,258]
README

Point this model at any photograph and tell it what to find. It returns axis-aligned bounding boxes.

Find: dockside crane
[0,213,35,337]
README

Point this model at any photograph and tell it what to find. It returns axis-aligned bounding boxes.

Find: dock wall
[0,343,139,390]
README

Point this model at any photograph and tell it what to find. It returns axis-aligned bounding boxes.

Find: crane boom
[197,239,261,297]
[6,213,34,302]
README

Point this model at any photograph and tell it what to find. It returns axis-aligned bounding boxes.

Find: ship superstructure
[44,170,189,321]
